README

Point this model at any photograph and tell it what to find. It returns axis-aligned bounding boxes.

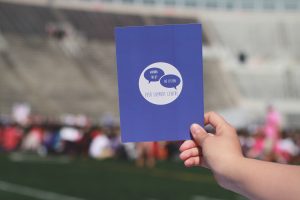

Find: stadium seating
[0,34,121,117]
[0,3,57,37]
[205,13,300,58]
[1,1,299,128]
[0,1,205,118]
[231,68,300,100]
[203,58,240,111]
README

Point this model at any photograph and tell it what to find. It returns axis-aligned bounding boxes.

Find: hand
[179,112,244,189]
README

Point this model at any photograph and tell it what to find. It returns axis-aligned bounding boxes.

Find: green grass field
[0,154,245,200]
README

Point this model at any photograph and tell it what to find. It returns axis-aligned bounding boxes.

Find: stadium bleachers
[0,34,121,117]
[0,1,212,118]
[231,68,300,100]
[198,10,300,128]
[63,10,145,40]
[0,3,57,37]
[1,1,300,128]
[203,58,240,111]
[0,52,28,114]
[205,12,300,58]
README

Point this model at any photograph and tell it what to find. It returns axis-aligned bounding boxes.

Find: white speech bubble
[139,62,183,105]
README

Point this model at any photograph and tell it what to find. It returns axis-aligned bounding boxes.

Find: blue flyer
[115,24,204,142]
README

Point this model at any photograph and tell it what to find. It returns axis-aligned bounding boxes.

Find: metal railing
[77,0,300,11]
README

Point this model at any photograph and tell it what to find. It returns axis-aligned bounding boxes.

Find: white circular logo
[138,62,183,105]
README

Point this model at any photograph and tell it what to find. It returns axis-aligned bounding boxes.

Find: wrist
[213,156,247,191]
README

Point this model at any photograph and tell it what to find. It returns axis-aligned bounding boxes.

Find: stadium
[0,0,300,199]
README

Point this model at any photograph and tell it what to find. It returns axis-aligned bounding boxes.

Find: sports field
[0,154,244,200]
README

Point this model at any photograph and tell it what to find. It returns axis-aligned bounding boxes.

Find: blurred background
[0,0,299,199]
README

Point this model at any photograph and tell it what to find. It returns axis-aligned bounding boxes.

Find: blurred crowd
[0,118,180,166]
[0,103,180,167]
[0,104,300,167]
[239,106,300,164]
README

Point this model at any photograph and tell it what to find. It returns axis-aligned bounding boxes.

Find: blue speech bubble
[160,74,181,89]
[144,68,165,83]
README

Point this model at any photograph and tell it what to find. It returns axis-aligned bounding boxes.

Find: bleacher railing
[75,0,300,11]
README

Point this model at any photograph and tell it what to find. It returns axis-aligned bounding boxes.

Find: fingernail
[191,123,200,135]
[179,152,184,160]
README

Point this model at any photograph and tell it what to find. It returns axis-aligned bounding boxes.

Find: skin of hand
[179,112,244,190]
[180,112,300,200]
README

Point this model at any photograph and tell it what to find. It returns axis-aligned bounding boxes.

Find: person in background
[246,128,265,159]
[0,122,3,151]
[21,125,44,153]
[276,130,299,163]
[2,123,23,151]
[136,142,156,168]
[180,112,300,200]
[89,127,113,159]
[263,105,281,161]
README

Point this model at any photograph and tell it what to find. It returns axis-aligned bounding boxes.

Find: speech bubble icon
[144,68,165,83]
[160,74,181,89]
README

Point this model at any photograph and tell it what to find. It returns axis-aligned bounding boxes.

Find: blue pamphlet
[115,24,204,142]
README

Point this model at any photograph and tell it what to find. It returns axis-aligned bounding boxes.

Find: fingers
[179,147,201,160]
[184,157,201,167]
[180,124,209,168]
[190,123,208,146]
[180,140,197,152]
[204,112,227,128]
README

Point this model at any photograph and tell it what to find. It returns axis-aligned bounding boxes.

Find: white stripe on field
[9,153,71,164]
[0,180,85,200]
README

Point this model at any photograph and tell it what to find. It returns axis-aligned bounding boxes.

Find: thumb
[190,123,208,146]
